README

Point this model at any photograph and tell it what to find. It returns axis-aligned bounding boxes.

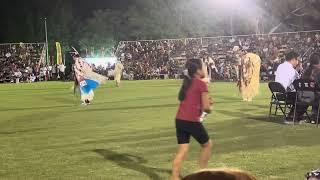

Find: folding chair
[292,79,320,126]
[268,82,293,120]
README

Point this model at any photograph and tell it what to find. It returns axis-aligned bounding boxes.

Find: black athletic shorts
[175,119,209,145]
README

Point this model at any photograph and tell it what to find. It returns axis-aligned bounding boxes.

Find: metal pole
[44,18,49,65]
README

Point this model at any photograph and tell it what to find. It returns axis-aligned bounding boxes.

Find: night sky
[0,0,130,18]
[0,0,319,43]
[0,0,131,42]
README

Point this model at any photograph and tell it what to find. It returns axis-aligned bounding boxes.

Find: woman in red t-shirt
[171,59,213,180]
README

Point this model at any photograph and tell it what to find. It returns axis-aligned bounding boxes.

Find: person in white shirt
[58,64,66,80]
[275,51,303,123]
[5,52,11,58]
[275,51,300,91]
[14,70,22,83]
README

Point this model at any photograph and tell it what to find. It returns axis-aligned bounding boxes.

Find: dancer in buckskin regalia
[237,50,261,102]
[71,48,107,105]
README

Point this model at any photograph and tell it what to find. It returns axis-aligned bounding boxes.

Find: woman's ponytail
[178,59,202,101]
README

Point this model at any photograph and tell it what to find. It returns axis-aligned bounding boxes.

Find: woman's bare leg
[199,140,213,169]
[171,144,189,180]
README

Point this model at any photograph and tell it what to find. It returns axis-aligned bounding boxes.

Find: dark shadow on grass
[93,149,171,180]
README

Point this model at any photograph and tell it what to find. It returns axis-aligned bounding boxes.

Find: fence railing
[0,42,45,46]
[118,29,320,45]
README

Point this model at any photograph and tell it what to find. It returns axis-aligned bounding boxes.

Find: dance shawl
[73,54,107,101]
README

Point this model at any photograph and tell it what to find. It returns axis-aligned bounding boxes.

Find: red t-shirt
[176,78,209,122]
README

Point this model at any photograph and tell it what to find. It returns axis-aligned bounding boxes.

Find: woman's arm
[201,92,213,114]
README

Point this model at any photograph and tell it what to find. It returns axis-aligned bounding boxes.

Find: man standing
[114,60,124,87]
[204,55,214,83]
[201,58,209,83]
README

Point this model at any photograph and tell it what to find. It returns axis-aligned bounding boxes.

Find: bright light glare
[84,57,117,68]
[213,0,242,7]
[208,0,262,22]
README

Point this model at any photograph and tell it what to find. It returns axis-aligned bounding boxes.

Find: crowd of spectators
[117,31,320,81]
[116,41,180,80]
[0,43,67,83]
[80,47,115,59]
[1,31,320,83]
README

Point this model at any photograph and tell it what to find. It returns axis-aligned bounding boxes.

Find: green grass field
[0,80,319,180]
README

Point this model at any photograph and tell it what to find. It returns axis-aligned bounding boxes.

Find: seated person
[300,53,320,123]
[275,51,302,123]
[275,51,300,92]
